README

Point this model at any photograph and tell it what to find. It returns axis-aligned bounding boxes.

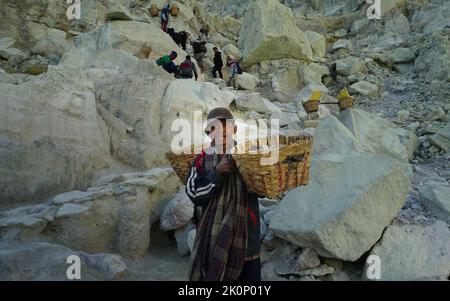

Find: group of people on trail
[167,28,190,51]
[156,4,242,85]
[156,51,198,81]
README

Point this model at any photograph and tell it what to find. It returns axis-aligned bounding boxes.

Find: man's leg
[238,258,261,281]
[212,66,217,78]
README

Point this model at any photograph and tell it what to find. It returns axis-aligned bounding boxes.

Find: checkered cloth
[189,152,248,281]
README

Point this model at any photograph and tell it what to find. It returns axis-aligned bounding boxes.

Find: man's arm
[185,157,224,207]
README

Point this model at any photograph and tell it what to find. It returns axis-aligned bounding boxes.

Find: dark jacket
[160,6,169,22]
[179,59,198,79]
[192,41,207,54]
[213,51,223,67]
[185,153,261,258]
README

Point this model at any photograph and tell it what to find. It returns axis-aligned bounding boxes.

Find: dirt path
[121,226,191,281]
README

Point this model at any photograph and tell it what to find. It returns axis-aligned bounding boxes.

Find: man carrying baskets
[186,107,262,281]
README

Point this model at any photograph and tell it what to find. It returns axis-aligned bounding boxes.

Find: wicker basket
[339,97,354,112]
[166,144,206,184]
[232,135,313,198]
[149,5,159,17]
[302,99,320,113]
[170,5,180,16]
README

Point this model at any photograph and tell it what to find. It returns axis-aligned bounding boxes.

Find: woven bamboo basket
[170,5,180,16]
[302,99,320,113]
[232,135,313,198]
[166,144,206,184]
[149,5,159,17]
[339,97,354,112]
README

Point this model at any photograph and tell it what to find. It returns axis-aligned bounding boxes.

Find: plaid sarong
[189,152,248,281]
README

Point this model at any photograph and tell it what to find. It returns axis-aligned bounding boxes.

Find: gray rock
[335,57,367,76]
[419,182,450,223]
[396,110,410,123]
[0,241,126,280]
[334,29,348,38]
[391,47,416,64]
[175,223,196,257]
[429,122,450,152]
[339,109,411,165]
[0,37,15,49]
[160,189,194,231]
[235,93,281,114]
[349,81,379,96]
[238,0,313,67]
[416,34,450,82]
[270,115,411,261]
[293,248,321,272]
[393,128,419,160]
[424,108,446,122]
[235,72,259,90]
[364,221,450,280]
[298,265,335,277]
[105,4,133,21]
[304,31,326,58]
[351,18,369,33]
[332,39,352,51]
[0,204,56,239]
[270,111,300,127]
[222,43,242,61]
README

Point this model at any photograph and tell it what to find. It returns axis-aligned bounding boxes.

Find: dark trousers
[212,65,223,79]
[238,258,261,281]
[161,20,168,32]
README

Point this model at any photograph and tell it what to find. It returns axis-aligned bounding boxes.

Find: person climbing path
[156,51,179,76]
[212,47,223,79]
[179,55,198,81]
[160,4,170,32]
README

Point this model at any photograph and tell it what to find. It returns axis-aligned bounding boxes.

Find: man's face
[207,119,236,152]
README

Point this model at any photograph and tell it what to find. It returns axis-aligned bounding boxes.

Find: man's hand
[215,156,237,175]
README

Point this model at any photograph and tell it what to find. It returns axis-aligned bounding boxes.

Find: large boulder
[0,240,126,281]
[304,31,326,58]
[416,34,450,82]
[222,43,243,61]
[418,182,450,224]
[235,72,260,90]
[248,59,304,103]
[338,109,411,166]
[103,20,187,64]
[269,115,411,261]
[238,0,312,68]
[0,168,180,260]
[364,221,450,280]
[25,21,71,62]
[0,67,109,205]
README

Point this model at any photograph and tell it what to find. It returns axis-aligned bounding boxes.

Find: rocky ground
[0,0,449,281]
